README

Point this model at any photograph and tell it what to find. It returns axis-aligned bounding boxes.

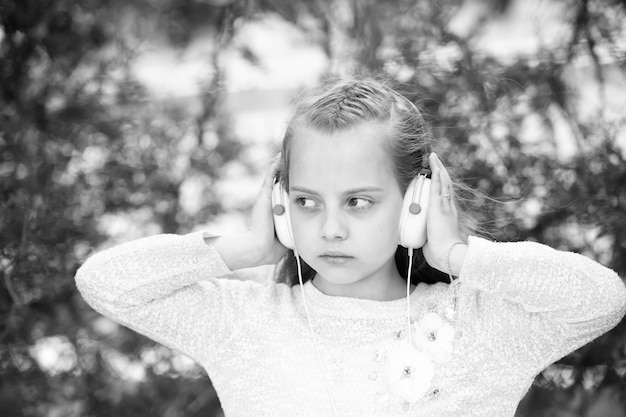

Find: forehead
[289,122,398,191]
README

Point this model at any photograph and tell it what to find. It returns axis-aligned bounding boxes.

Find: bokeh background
[1,0,626,416]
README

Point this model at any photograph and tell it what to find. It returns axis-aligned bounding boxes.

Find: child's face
[288,122,404,297]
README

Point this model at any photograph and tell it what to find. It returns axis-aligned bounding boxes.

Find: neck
[312,265,414,301]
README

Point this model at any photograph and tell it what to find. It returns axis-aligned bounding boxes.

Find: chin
[314,266,367,286]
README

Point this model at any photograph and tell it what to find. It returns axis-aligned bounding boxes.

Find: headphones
[271,173,431,250]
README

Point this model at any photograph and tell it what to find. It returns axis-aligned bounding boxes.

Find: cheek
[363,212,400,248]
[378,204,403,243]
[378,219,400,242]
[289,213,313,243]
[381,200,403,228]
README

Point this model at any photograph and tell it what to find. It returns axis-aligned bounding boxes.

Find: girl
[75,78,626,417]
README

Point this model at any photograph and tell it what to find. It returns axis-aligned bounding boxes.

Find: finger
[436,154,457,215]
[250,153,282,234]
[260,152,282,196]
[429,153,442,210]
[437,154,453,193]
[433,154,450,211]
[437,160,451,214]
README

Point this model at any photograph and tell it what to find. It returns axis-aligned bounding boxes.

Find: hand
[246,153,289,265]
[421,153,467,276]
[210,154,288,270]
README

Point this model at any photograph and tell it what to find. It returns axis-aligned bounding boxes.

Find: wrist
[447,241,468,279]
[206,232,263,271]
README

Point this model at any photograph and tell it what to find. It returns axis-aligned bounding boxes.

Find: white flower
[413,312,455,364]
[382,340,435,403]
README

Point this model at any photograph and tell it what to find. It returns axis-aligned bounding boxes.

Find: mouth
[319,252,354,265]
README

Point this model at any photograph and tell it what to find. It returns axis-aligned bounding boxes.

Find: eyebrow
[289,185,385,196]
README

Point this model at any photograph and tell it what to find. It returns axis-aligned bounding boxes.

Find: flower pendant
[380,311,456,404]
[382,340,435,403]
[413,312,455,364]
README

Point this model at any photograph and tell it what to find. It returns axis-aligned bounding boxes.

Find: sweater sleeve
[74,231,260,366]
[457,236,626,374]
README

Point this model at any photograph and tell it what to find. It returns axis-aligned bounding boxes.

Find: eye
[347,197,373,211]
[294,197,319,210]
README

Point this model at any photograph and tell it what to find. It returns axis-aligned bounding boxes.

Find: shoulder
[197,271,296,307]
[413,281,453,314]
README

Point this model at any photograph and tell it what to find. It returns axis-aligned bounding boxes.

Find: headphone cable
[295,251,339,417]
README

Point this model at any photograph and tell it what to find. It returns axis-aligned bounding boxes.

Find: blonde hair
[280,77,431,193]
[275,77,480,286]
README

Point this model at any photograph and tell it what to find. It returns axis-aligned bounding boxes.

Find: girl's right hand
[246,153,289,265]
[209,154,288,270]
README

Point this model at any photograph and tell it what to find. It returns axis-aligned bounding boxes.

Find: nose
[320,208,348,241]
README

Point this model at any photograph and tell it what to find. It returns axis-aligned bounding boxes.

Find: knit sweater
[75,232,626,417]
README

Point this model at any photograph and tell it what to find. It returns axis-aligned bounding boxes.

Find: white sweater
[75,232,626,417]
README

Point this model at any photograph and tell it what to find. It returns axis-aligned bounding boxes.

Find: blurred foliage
[1,0,625,416]
[0,0,245,415]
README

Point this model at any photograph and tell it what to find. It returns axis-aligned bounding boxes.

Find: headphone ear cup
[399,175,430,249]
[271,180,296,250]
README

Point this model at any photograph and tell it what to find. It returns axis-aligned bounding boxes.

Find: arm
[457,236,626,372]
[422,153,625,371]
[75,156,285,365]
[75,232,263,365]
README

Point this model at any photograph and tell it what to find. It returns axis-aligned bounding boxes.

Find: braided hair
[280,78,431,194]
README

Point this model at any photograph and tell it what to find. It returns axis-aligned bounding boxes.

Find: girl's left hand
[421,153,466,276]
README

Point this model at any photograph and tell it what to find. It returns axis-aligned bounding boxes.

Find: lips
[319,251,354,265]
